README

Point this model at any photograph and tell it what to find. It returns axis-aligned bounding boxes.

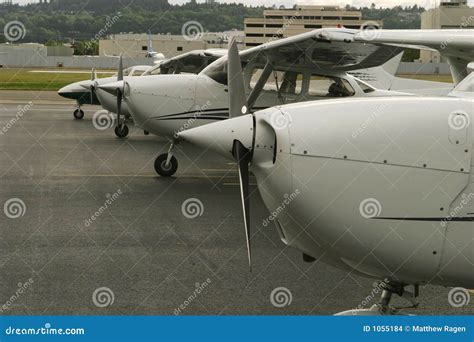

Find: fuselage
[122,70,411,139]
[250,97,473,288]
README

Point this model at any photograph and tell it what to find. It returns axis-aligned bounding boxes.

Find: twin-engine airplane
[98,28,455,177]
[177,34,474,315]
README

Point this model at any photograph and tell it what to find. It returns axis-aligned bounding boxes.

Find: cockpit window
[355,79,376,93]
[455,73,474,92]
[250,69,303,95]
[144,65,162,76]
[203,60,228,85]
[308,75,355,97]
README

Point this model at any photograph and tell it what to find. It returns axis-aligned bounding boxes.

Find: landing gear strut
[335,280,419,316]
[73,105,84,120]
[154,141,178,177]
[114,116,129,138]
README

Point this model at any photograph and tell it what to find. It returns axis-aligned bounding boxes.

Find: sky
[10,0,474,8]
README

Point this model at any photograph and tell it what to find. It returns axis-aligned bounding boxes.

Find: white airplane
[99,28,456,177]
[57,33,167,122]
[177,34,474,315]
[58,49,226,137]
[57,64,151,121]
[95,49,227,137]
[143,32,166,62]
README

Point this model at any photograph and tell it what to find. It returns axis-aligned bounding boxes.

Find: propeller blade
[227,38,247,118]
[117,54,123,81]
[116,88,122,114]
[90,84,94,104]
[91,67,96,81]
[232,139,252,269]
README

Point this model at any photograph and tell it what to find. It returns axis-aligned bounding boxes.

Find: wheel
[154,154,178,177]
[144,130,150,135]
[73,109,84,120]
[114,124,129,138]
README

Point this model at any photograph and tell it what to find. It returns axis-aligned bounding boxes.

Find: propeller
[227,38,248,118]
[228,38,252,269]
[116,55,124,129]
[89,67,97,104]
[178,38,255,270]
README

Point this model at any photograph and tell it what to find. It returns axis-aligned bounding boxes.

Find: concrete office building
[420,0,474,62]
[99,31,244,59]
[244,5,383,47]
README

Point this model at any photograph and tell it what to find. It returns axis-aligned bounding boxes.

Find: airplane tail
[147,31,154,54]
[349,52,403,90]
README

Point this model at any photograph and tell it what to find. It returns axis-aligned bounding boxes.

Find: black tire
[144,130,150,135]
[114,124,129,138]
[154,154,178,177]
[73,109,84,120]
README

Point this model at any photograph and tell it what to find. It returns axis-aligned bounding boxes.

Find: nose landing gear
[335,280,419,316]
[154,141,178,177]
[114,114,130,138]
[73,106,84,120]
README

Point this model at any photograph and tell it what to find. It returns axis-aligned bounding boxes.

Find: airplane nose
[98,81,124,96]
[178,114,254,160]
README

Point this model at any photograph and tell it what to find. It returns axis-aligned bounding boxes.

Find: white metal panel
[288,97,472,174]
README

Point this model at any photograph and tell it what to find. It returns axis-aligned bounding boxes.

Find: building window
[266,24,283,28]
[246,23,264,27]
[142,46,148,51]
[265,33,283,38]
[304,24,322,29]
[323,16,340,20]
[246,33,264,37]
[177,46,183,51]
[342,17,360,20]
[245,43,261,47]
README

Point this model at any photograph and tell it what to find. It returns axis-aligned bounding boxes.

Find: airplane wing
[353,29,474,84]
[237,28,404,73]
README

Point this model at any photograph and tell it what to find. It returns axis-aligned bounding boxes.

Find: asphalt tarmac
[0,90,472,315]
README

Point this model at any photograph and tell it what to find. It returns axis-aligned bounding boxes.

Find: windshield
[354,78,376,93]
[202,58,228,85]
[455,73,474,93]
